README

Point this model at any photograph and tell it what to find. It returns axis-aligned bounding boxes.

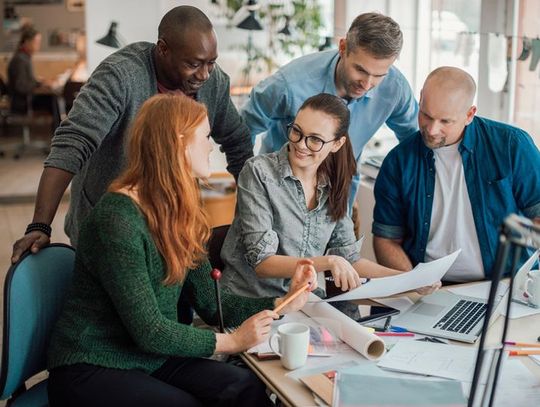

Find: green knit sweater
[47,193,276,373]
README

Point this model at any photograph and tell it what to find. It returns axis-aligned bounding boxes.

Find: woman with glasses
[220,93,420,306]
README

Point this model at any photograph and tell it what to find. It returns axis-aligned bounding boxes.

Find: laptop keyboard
[433,300,487,334]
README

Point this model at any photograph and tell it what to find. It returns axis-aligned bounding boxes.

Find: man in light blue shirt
[241,12,419,203]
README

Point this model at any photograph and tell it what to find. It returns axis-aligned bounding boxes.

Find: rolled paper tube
[301,293,386,360]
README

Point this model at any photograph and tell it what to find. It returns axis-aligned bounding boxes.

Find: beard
[421,131,446,149]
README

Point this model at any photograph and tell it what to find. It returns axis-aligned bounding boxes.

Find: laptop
[391,250,538,343]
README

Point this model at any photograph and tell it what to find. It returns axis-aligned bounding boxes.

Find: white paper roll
[301,294,386,360]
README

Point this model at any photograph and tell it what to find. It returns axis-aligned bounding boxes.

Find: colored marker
[389,326,409,333]
[504,341,540,348]
[509,349,540,356]
[375,332,415,337]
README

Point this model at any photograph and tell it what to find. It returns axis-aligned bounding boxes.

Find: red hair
[109,94,210,284]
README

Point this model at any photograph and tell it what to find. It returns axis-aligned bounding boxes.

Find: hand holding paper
[319,250,461,302]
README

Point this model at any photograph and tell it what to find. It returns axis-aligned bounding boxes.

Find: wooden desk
[242,285,540,406]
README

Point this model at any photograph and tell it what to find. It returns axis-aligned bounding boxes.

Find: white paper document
[320,250,461,302]
[462,358,540,406]
[377,340,477,382]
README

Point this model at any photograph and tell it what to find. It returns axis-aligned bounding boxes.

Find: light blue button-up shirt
[241,49,419,203]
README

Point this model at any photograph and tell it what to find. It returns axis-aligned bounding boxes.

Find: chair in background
[208,224,230,271]
[0,75,9,157]
[178,224,231,325]
[0,244,75,407]
[5,92,54,159]
[62,80,84,116]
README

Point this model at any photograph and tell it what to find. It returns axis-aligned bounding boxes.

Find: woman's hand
[220,310,278,354]
[274,259,317,315]
[327,255,362,292]
[415,280,442,295]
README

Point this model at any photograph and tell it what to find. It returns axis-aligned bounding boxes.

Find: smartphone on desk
[356,305,400,326]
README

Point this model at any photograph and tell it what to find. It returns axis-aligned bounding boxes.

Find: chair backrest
[0,244,75,400]
[62,80,84,114]
[0,75,7,97]
[208,225,230,271]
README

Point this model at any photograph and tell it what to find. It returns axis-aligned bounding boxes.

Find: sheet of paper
[462,358,540,406]
[501,301,540,318]
[530,355,540,367]
[319,250,460,302]
[376,340,477,382]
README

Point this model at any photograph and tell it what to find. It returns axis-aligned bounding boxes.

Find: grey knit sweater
[45,42,252,244]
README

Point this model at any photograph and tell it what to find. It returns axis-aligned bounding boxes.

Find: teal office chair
[0,244,75,407]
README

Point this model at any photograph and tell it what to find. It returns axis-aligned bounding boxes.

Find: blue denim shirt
[372,116,540,277]
[240,50,419,205]
[221,144,362,297]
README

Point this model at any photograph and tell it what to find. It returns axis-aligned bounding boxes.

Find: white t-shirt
[425,143,485,282]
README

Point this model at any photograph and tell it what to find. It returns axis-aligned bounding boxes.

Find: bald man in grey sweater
[12,6,252,259]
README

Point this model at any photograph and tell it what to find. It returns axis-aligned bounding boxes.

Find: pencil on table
[504,341,540,348]
[274,283,310,313]
[508,349,540,356]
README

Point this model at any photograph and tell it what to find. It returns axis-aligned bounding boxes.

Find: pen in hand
[274,282,311,314]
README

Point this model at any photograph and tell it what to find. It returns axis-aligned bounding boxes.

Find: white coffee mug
[269,322,310,370]
[525,270,540,308]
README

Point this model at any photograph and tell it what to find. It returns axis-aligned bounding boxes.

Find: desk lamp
[469,214,540,406]
[96,21,123,49]
[235,0,263,85]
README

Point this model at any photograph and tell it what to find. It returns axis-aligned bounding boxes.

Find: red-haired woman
[47,93,316,406]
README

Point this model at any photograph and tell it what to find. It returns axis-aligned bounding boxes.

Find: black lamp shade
[278,17,291,36]
[236,11,263,31]
[96,22,122,48]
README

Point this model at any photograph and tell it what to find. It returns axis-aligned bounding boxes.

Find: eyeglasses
[286,123,337,152]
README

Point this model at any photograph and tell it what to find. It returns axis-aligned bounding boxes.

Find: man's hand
[415,281,442,295]
[11,231,50,264]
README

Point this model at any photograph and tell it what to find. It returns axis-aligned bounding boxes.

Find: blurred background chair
[0,244,75,407]
[5,91,53,159]
[177,224,231,325]
[61,80,84,116]
[208,224,230,271]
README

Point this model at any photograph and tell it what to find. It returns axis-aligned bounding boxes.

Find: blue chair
[0,244,75,407]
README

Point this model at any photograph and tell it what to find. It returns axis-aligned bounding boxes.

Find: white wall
[85,0,331,86]
[86,0,161,74]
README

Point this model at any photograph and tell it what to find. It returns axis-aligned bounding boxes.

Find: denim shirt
[221,144,362,297]
[240,49,419,206]
[372,116,540,277]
